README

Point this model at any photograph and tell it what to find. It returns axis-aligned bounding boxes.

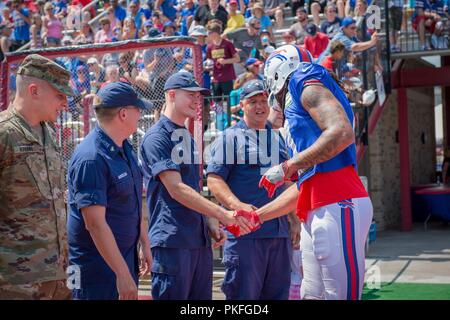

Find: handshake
[225,210,262,237]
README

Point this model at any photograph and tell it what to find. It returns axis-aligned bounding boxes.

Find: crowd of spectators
[1,0,448,132]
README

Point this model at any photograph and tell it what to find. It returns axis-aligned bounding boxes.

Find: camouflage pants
[0,280,71,300]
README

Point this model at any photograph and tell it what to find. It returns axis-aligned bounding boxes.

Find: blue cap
[164,72,210,95]
[163,21,175,30]
[245,57,263,67]
[240,80,267,100]
[341,17,356,28]
[148,27,161,37]
[94,82,153,110]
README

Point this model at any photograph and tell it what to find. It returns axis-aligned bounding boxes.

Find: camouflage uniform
[0,54,73,300]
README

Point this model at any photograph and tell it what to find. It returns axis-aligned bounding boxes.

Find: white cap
[87,57,99,65]
[264,45,275,55]
[189,25,207,37]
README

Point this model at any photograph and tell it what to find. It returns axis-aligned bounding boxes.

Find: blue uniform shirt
[285,63,357,187]
[206,120,289,239]
[67,125,142,285]
[140,115,210,249]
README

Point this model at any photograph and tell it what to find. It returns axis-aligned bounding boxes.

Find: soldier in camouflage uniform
[0,54,74,299]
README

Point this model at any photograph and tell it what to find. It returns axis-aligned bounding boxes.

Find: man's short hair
[94,107,120,123]
[207,21,222,34]
[330,40,345,54]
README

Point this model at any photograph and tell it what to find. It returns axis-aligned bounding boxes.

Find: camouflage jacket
[0,107,67,286]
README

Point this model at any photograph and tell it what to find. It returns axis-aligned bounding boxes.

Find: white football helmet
[264,45,314,95]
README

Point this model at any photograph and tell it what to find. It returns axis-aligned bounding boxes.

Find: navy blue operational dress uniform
[206,80,292,300]
[67,82,151,300]
[140,72,213,300]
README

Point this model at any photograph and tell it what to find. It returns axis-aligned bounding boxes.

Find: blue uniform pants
[221,238,291,300]
[151,246,213,300]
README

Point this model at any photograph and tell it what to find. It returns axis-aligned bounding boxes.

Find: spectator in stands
[304,22,329,59]
[150,10,164,31]
[162,21,180,36]
[110,0,127,24]
[66,0,83,31]
[249,2,273,36]
[87,57,106,93]
[2,6,13,24]
[289,0,305,17]
[74,22,94,44]
[29,13,42,49]
[179,0,197,36]
[318,17,378,64]
[95,17,114,43]
[102,64,123,88]
[122,16,139,39]
[43,2,64,47]
[155,0,178,22]
[128,0,145,33]
[321,4,342,39]
[0,23,12,61]
[243,57,263,80]
[11,0,31,51]
[320,40,345,74]
[194,0,228,28]
[52,0,68,19]
[259,28,276,52]
[429,0,448,49]
[226,17,263,75]
[354,0,371,42]
[310,0,328,26]
[206,21,240,130]
[412,0,438,50]
[264,0,284,28]
[290,7,308,45]
[282,30,296,45]
[119,51,139,85]
[389,0,403,52]
[224,0,245,34]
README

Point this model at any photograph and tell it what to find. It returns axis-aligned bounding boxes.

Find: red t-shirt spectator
[321,55,334,71]
[206,38,237,83]
[304,32,329,59]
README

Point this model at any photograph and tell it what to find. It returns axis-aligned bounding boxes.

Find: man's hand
[138,243,152,277]
[225,210,262,237]
[207,218,227,249]
[259,161,298,198]
[116,272,138,300]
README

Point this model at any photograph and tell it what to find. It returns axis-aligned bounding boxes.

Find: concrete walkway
[365,222,450,284]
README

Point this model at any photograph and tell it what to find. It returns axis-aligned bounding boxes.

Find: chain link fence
[1,38,204,168]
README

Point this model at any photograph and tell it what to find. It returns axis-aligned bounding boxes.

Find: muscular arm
[284,84,355,178]
[159,170,235,226]
[256,184,298,222]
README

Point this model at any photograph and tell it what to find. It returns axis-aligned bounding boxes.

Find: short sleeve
[226,40,237,57]
[141,133,181,178]
[71,160,108,210]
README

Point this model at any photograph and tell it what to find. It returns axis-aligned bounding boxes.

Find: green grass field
[362,283,450,300]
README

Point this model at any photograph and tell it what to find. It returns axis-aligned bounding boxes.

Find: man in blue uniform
[206,80,292,300]
[67,82,153,300]
[140,72,255,300]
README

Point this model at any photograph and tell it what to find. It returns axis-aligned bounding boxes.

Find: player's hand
[208,218,227,249]
[116,272,138,300]
[259,161,298,198]
[225,210,262,237]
